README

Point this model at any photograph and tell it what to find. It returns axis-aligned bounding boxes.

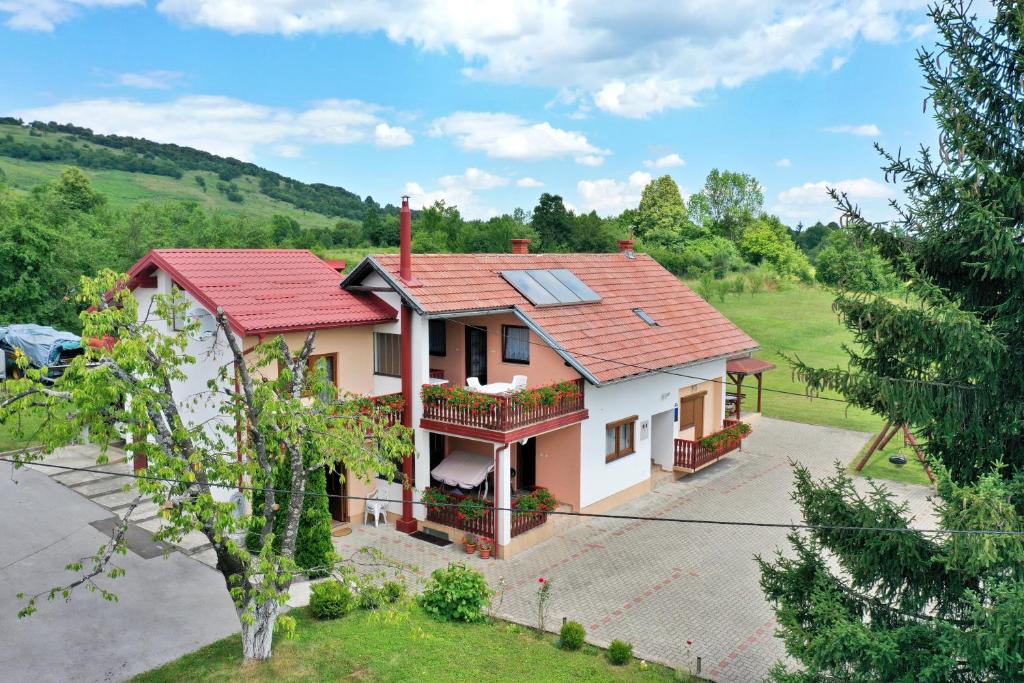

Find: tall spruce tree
[759,2,1024,680]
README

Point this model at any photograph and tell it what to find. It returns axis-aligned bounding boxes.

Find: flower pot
[464,543,477,554]
[479,547,491,559]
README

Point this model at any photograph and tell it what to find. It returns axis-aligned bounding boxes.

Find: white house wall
[579,358,726,509]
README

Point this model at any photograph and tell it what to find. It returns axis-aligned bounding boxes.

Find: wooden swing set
[854,421,936,484]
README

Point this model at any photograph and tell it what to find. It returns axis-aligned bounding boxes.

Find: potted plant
[478,539,492,559]
[463,533,478,554]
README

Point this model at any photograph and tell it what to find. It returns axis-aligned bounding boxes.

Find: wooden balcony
[674,418,751,473]
[423,489,548,539]
[420,378,588,444]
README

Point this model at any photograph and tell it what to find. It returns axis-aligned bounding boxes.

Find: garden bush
[815,229,899,293]
[559,620,586,650]
[358,584,386,610]
[382,580,406,604]
[419,562,493,623]
[309,580,355,619]
[607,639,633,665]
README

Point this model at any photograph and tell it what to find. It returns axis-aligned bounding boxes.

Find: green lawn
[133,607,687,683]
[706,283,883,434]
[0,408,51,452]
[848,428,932,486]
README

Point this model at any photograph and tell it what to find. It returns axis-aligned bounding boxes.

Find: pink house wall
[532,424,581,511]
[427,313,580,388]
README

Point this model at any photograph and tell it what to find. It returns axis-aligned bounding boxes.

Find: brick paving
[334,417,937,683]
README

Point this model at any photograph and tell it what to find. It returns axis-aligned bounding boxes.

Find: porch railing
[674,420,751,471]
[421,378,585,432]
[424,489,548,538]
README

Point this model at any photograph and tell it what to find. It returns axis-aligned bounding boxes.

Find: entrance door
[465,326,488,384]
[679,393,706,439]
[517,438,536,491]
[325,466,347,523]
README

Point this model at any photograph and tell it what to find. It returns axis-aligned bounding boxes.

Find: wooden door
[465,326,488,384]
[679,393,706,439]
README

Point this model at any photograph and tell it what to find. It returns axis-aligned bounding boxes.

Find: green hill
[0,118,396,231]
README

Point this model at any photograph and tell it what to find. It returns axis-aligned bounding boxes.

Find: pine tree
[759,3,1024,680]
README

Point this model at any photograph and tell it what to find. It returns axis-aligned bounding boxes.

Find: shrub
[815,229,899,293]
[560,620,586,650]
[358,584,386,610]
[309,580,355,619]
[419,562,493,623]
[607,639,633,665]
[382,580,406,604]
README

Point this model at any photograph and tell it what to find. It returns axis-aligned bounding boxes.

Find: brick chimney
[617,239,636,256]
[511,238,531,255]
[399,195,412,282]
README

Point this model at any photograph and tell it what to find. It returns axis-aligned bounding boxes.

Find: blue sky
[0,1,941,223]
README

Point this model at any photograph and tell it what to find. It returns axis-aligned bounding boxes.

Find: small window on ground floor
[605,415,637,463]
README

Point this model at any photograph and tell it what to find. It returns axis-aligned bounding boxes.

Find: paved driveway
[335,418,936,683]
[0,461,239,683]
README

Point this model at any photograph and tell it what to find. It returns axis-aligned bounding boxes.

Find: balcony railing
[674,419,752,471]
[421,378,585,433]
[424,489,548,538]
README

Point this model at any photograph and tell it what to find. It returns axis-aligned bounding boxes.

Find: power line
[440,315,973,407]
[6,456,1022,538]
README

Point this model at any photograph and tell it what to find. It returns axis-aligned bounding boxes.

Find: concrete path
[0,461,238,683]
[333,417,937,683]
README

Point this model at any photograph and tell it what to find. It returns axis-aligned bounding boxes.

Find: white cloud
[373,122,413,148]
[0,0,139,31]
[15,95,413,161]
[823,123,881,137]
[643,153,685,169]
[116,70,186,90]
[909,22,931,38]
[430,111,608,164]
[516,177,544,188]
[272,144,302,158]
[437,167,509,190]
[775,157,792,168]
[576,170,651,216]
[830,55,848,71]
[156,0,928,118]
[773,177,891,222]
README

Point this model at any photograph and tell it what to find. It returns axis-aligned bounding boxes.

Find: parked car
[0,324,83,382]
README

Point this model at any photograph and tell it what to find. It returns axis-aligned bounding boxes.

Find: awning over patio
[726,356,775,418]
[430,449,494,492]
[726,357,775,376]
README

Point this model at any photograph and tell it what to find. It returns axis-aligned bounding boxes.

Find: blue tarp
[0,324,82,368]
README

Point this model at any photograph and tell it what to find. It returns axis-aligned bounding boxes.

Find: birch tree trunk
[240,597,279,661]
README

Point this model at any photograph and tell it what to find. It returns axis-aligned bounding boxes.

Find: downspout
[396,196,420,533]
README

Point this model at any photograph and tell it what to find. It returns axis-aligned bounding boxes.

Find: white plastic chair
[511,375,528,390]
[364,489,387,527]
[467,377,483,390]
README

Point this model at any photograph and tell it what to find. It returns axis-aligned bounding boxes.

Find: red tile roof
[364,253,757,383]
[726,357,776,375]
[128,249,395,336]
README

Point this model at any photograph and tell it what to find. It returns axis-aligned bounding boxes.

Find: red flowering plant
[421,384,499,415]
[340,393,405,416]
[513,487,556,514]
[421,487,451,515]
[510,381,582,410]
[457,497,487,522]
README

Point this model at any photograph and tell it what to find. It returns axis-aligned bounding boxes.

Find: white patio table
[476,382,513,394]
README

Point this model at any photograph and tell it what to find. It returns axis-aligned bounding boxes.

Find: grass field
[848,428,932,486]
[133,607,685,683]
[708,283,882,434]
[322,245,399,272]
[0,123,344,231]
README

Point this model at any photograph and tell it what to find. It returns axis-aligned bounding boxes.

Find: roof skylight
[633,308,658,326]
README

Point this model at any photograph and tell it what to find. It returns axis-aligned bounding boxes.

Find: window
[605,416,637,462]
[633,308,658,326]
[502,325,530,364]
[429,320,447,356]
[308,353,338,386]
[374,332,401,377]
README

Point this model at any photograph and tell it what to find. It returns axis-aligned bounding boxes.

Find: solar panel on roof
[500,269,601,306]
[548,269,601,303]
[501,270,559,305]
